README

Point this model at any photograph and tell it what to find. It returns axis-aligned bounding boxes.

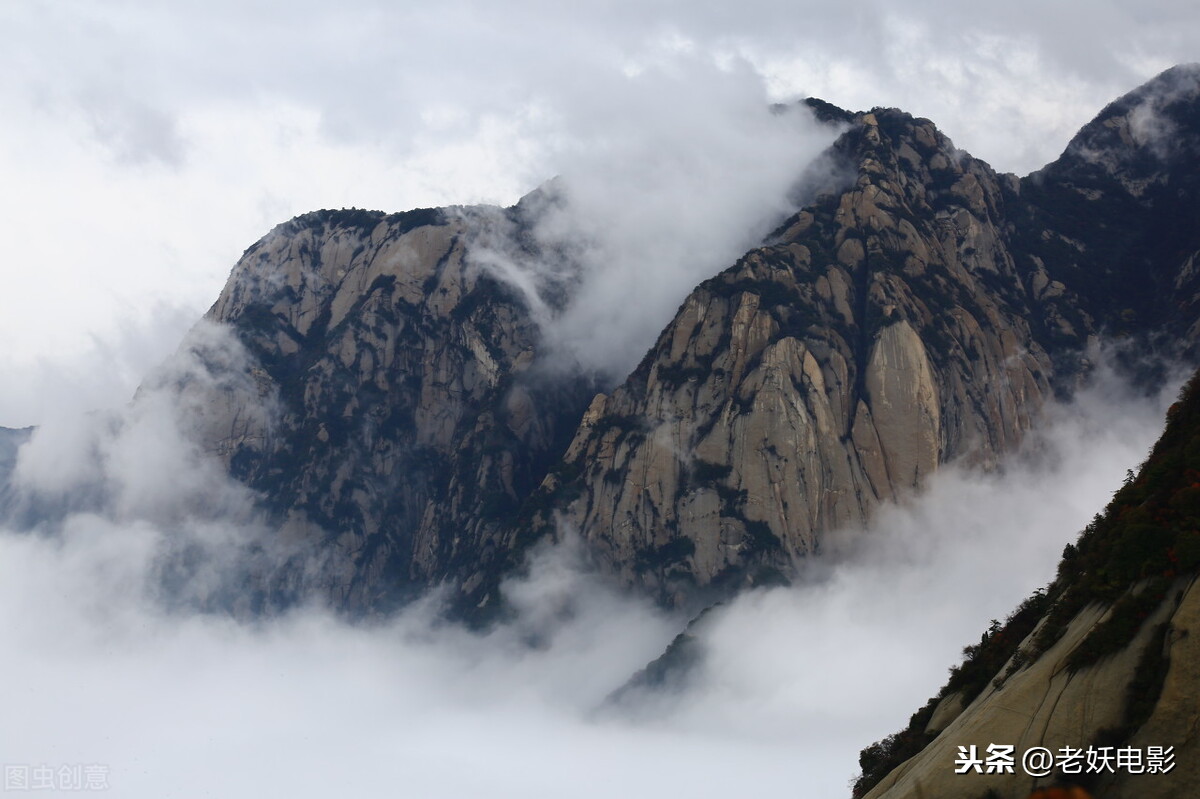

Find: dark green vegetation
[1026,67,1200,344]
[851,590,1050,798]
[605,603,725,707]
[1032,371,1200,665]
[853,368,1200,797]
[285,206,446,238]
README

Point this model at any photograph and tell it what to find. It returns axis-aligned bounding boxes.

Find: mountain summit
[496,65,1200,610]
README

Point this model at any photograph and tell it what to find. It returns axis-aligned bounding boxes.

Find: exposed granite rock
[863,582,1187,799]
[530,104,1060,606]
[103,64,1200,616]
[200,205,595,612]
[855,363,1200,799]
[517,66,1200,610]
[0,426,31,519]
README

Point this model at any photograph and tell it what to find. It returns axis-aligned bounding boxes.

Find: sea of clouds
[0,335,1181,797]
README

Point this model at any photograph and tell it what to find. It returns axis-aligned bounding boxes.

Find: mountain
[196,201,597,611]
[178,65,1200,614]
[517,65,1200,609]
[853,368,1200,799]
[532,106,1053,606]
[5,66,1198,620]
[0,426,31,517]
[848,65,1200,799]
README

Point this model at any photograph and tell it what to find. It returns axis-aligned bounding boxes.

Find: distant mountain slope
[1016,64,1200,349]
[853,367,1200,799]
[0,426,31,518]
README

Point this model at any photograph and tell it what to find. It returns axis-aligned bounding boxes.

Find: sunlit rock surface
[858,361,1200,799]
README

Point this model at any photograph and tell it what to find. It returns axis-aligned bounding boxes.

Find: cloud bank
[2,3,1197,794]
[0,337,1180,797]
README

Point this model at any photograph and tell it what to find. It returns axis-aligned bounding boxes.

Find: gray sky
[1,0,1197,425]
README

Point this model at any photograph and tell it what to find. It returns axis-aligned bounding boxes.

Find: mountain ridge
[513,70,1200,611]
[4,66,1200,626]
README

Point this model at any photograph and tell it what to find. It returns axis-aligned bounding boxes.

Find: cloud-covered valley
[0,337,1180,797]
[4,4,1200,797]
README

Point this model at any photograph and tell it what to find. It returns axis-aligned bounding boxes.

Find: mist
[4,6,1198,794]
[0,336,1180,797]
[6,2,1199,427]
[464,60,842,380]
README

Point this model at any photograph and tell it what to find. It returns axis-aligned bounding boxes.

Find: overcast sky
[1,0,1198,426]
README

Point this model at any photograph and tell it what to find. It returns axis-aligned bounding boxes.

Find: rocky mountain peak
[18,66,1197,620]
[524,104,1062,609]
[198,199,598,612]
[1045,63,1200,197]
[1015,65,1200,351]
[505,71,1200,612]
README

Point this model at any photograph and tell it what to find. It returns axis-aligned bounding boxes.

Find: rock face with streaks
[855,368,1200,799]
[518,65,1200,608]
[11,65,1193,615]
[0,427,31,518]
[199,204,596,610]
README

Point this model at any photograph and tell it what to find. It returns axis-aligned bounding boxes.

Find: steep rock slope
[201,204,595,610]
[1018,64,1200,349]
[854,369,1200,799]
[523,66,1200,608]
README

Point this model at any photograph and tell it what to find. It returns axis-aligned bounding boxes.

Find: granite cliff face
[532,106,1060,604]
[854,370,1200,799]
[0,427,30,519]
[517,65,1200,608]
[198,204,595,610]
[26,64,1193,615]
[849,67,1200,799]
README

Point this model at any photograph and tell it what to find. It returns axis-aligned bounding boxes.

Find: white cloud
[628,363,1183,794]
[0,345,1178,796]
[1,4,1196,794]
[465,54,841,379]
[4,1,1199,424]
